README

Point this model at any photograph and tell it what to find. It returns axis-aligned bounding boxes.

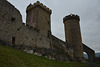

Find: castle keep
[0,0,95,62]
[26,2,52,36]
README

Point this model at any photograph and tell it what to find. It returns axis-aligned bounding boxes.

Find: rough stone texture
[63,15,84,60]
[0,0,69,61]
[50,35,70,61]
[0,0,23,45]
[0,0,95,62]
[83,43,95,63]
[22,24,50,48]
[26,1,51,36]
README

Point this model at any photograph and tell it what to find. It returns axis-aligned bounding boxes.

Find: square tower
[26,1,52,36]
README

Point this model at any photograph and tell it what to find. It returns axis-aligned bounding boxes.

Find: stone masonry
[0,0,95,62]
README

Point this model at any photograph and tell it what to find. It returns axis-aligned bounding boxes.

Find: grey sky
[8,0,100,53]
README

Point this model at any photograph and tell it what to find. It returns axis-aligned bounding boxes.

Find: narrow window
[12,37,15,44]
[11,17,15,22]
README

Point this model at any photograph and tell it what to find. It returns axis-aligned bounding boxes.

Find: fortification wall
[0,0,23,45]
[50,35,70,61]
[0,0,72,61]
[22,24,50,49]
[83,43,95,63]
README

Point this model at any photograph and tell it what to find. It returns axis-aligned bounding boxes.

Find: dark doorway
[12,37,15,44]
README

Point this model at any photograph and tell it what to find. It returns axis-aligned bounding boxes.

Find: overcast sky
[8,0,100,53]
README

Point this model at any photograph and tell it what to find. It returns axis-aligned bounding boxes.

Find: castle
[0,0,95,62]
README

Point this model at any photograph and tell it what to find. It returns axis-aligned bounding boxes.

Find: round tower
[63,14,83,60]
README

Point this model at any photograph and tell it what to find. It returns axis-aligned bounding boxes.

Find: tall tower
[63,14,83,60]
[26,1,52,36]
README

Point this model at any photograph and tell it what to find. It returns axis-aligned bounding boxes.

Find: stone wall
[50,35,71,61]
[83,43,95,63]
[15,35,70,61]
[0,0,23,45]
[0,0,72,62]
[0,0,82,62]
[22,24,50,49]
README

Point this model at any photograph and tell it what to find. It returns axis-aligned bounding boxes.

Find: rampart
[0,0,95,62]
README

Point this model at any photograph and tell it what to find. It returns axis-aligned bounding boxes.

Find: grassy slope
[0,45,89,67]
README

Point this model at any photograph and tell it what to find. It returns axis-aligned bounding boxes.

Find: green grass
[0,45,89,67]
[96,63,100,66]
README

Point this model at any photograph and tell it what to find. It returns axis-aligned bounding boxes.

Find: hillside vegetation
[0,45,89,67]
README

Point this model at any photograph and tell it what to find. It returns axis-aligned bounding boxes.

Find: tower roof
[63,14,80,22]
[26,1,52,14]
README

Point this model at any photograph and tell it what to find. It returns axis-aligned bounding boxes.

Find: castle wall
[22,24,50,49]
[83,43,95,63]
[51,35,67,53]
[0,0,93,62]
[0,0,51,49]
[50,35,70,61]
[0,0,23,45]
[0,0,73,61]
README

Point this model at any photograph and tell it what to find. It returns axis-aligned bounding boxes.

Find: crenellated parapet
[0,0,95,62]
[63,14,80,22]
[26,1,52,14]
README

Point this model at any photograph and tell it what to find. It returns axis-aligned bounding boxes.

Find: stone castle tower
[0,0,95,62]
[26,1,84,60]
[63,14,84,59]
[26,1,52,36]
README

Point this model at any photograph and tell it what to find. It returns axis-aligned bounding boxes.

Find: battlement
[0,0,95,62]
[63,14,80,22]
[26,1,52,14]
